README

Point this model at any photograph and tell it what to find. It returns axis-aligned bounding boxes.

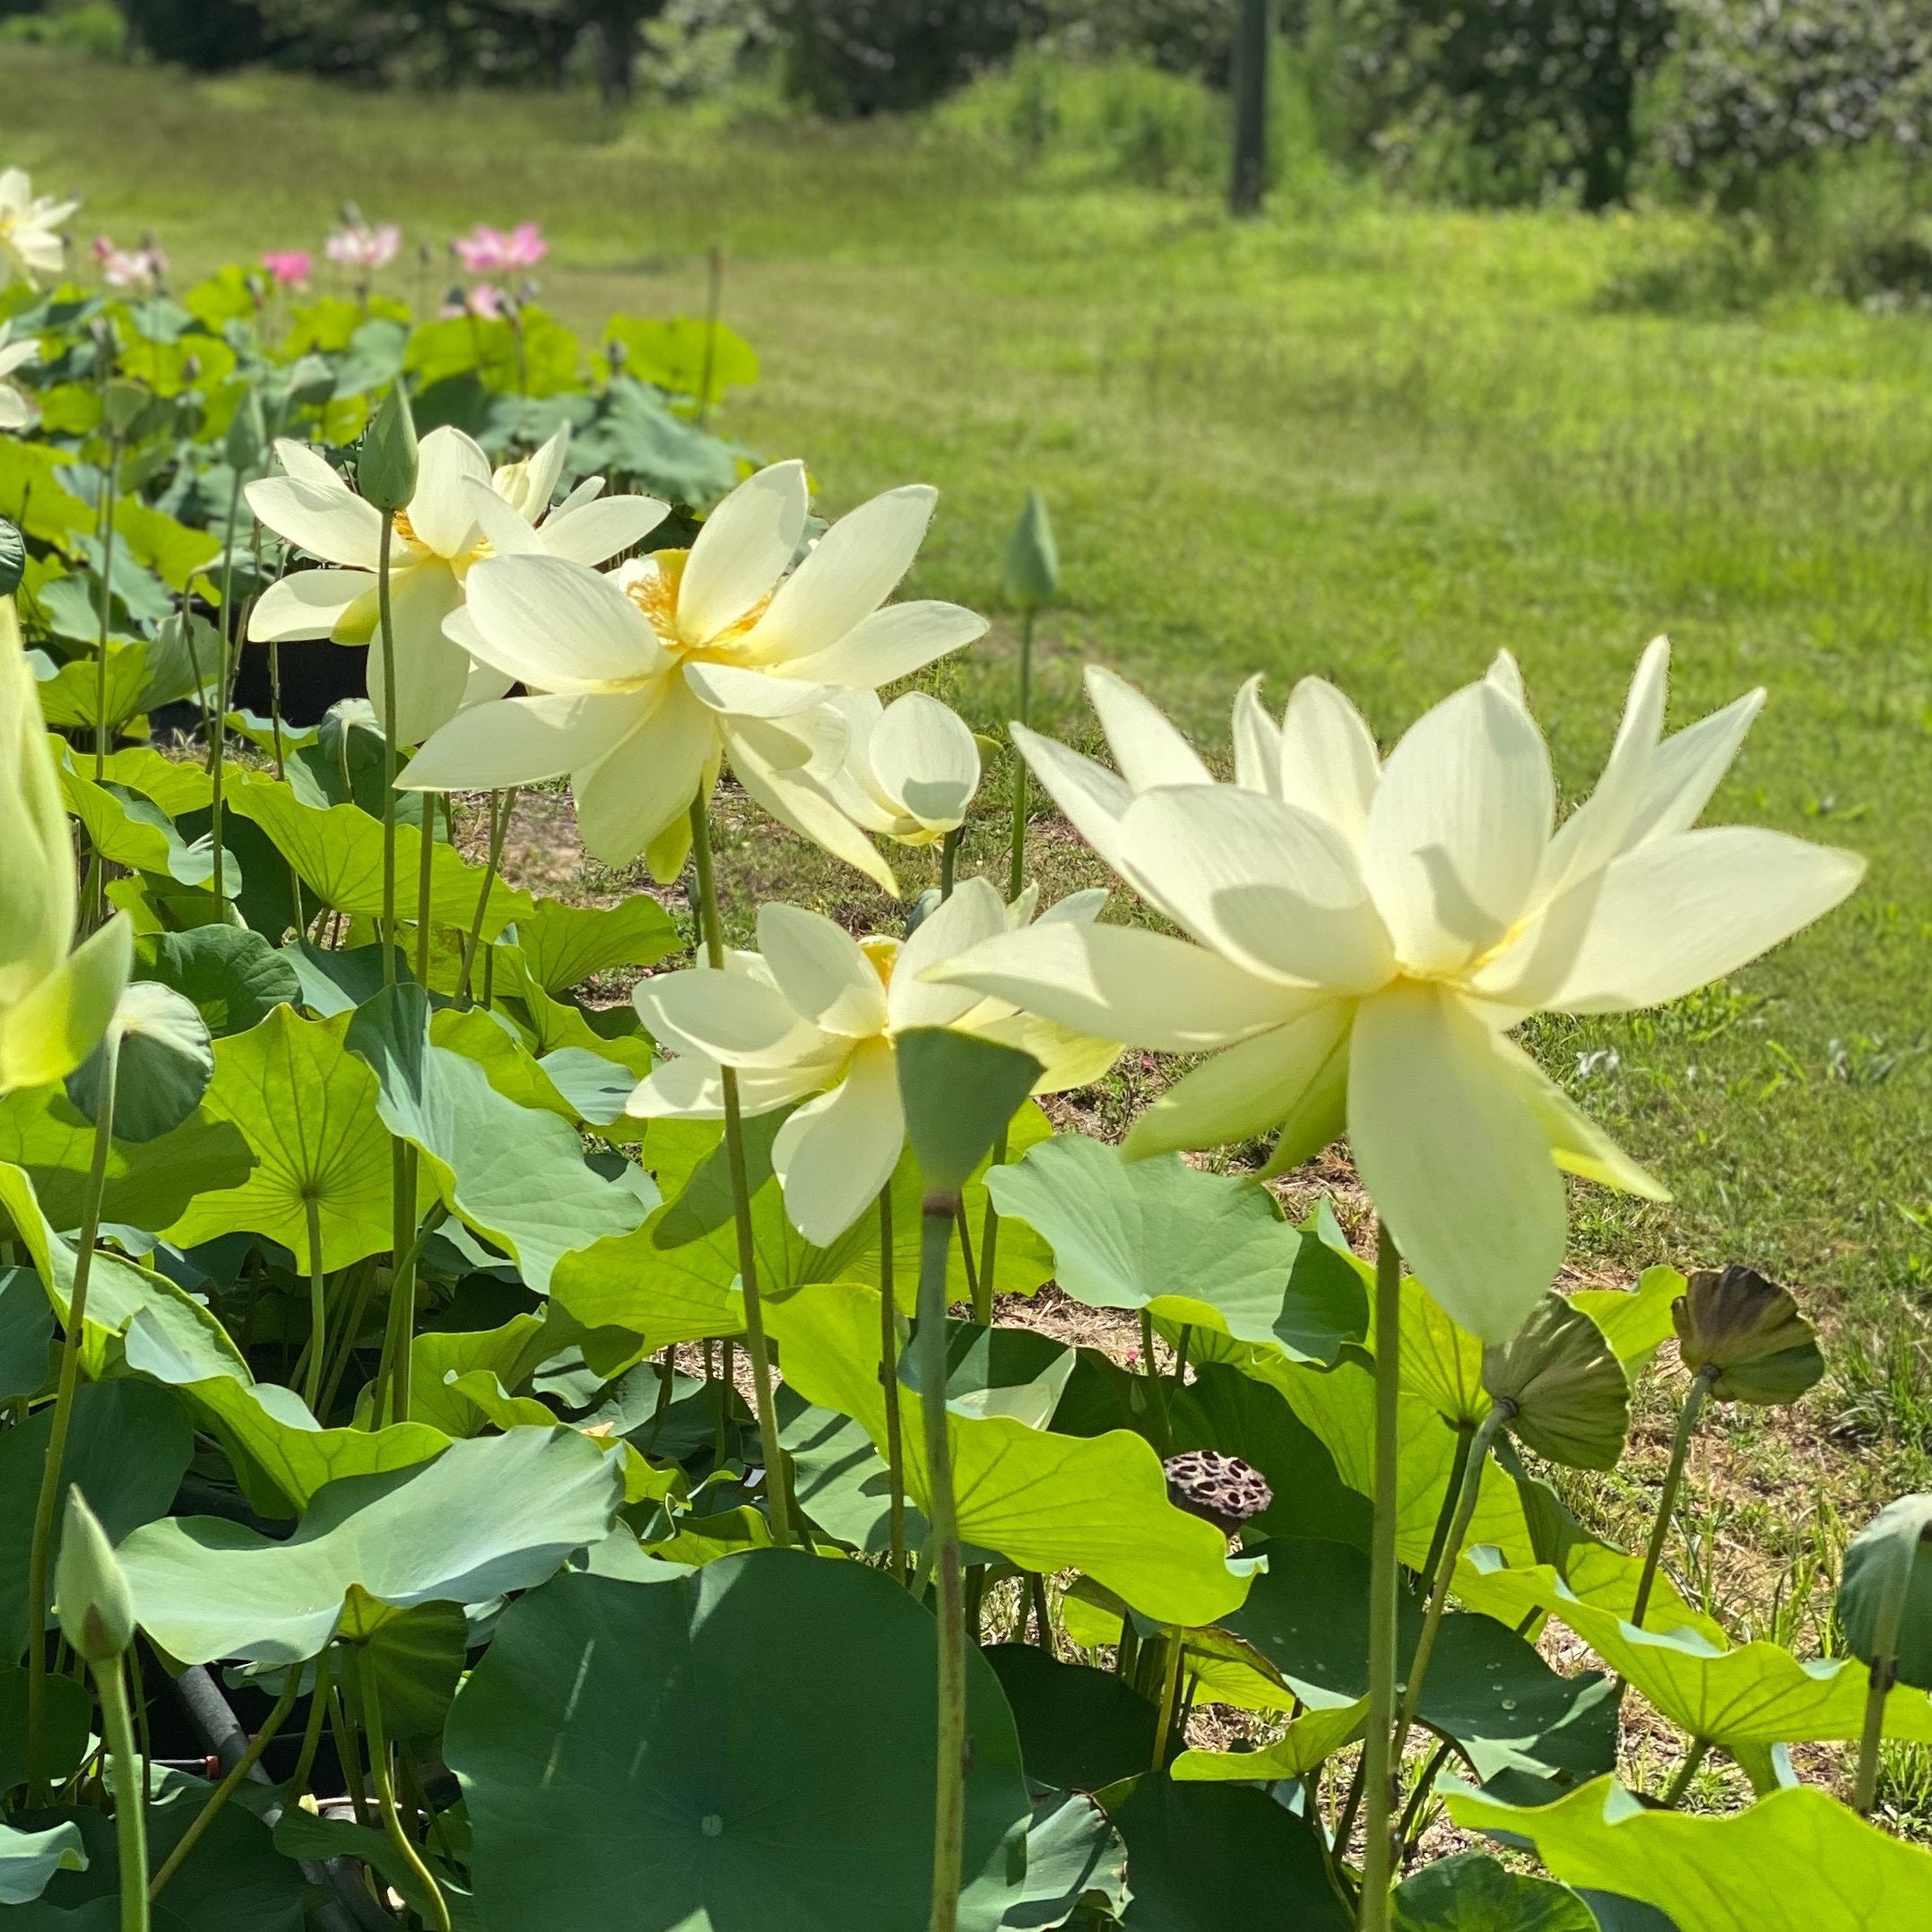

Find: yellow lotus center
[392,507,492,576]
[860,934,900,996]
[624,549,770,663]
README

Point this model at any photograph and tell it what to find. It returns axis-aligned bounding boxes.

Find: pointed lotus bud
[1003,489,1059,611]
[358,381,419,515]
[224,386,267,473]
[1163,1449,1272,1538]
[56,1486,134,1664]
[1671,1265,1823,1405]
[1841,1494,1932,1690]
[1482,1294,1630,1470]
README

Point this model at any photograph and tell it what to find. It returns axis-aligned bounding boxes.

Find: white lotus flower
[398,459,988,886]
[246,424,668,745]
[931,641,1865,1340]
[0,323,37,432]
[627,878,1117,1243]
[0,169,78,290]
[819,689,982,846]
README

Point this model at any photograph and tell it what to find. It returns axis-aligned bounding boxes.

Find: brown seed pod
[1163,1450,1273,1539]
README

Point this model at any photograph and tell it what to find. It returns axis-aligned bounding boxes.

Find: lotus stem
[413,792,437,987]
[953,1200,979,1310]
[285,1650,333,1807]
[327,1681,374,1829]
[208,459,243,918]
[879,1186,907,1581]
[1420,1422,1476,1589]
[688,795,793,1545]
[917,1191,966,1932]
[1397,1736,1457,1855]
[1007,608,1034,900]
[377,516,399,983]
[377,1200,447,1427]
[24,1026,121,1803]
[301,1196,326,1412]
[457,788,513,1005]
[1660,1735,1711,1810]
[1139,1310,1174,1454]
[150,1665,301,1902]
[1854,1547,1910,1815]
[1633,1364,1717,1628]
[356,1648,452,1932]
[975,1129,1008,1322]
[1392,1401,1512,1764]
[1150,1629,1184,1770]
[1358,1219,1403,1932]
[94,1652,151,1932]
[1031,1572,1052,1650]
[939,827,959,901]
[93,431,122,784]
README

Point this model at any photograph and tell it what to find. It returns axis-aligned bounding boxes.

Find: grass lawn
[10,45,1932,1633]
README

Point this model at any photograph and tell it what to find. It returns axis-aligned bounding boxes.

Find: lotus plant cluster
[2,157,1930,1932]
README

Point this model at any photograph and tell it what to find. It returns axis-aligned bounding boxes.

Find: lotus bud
[1003,489,1059,611]
[358,381,419,515]
[100,377,148,439]
[1841,1495,1932,1691]
[224,387,267,473]
[1162,1450,1272,1540]
[1481,1294,1630,1471]
[55,1486,134,1664]
[1671,1264,1823,1405]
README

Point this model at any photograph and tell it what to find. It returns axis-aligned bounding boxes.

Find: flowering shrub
[0,162,1927,1932]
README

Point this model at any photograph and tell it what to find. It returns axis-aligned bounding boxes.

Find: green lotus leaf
[445,1554,1034,1932]
[389,1313,548,1436]
[1671,1266,1824,1405]
[1839,1494,1932,1689]
[1388,1269,1488,1427]
[984,1643,1159,1793]
[85,745,212,819]
[986,1135,1367,1368]
[66,981,213,1144]
[1393,1851,1595,1932]
[1173,1696,1367,1782]
[530,1045,637,1127]
[1007,1792,1129,1931]
[163,1004,401,1269]
[272,1811,467,1929]
[345,984,654,1293]
[135,926,301,1036]
[1446,1777,1932,1931]
[33,641,152,730]
[1483,1295,1631,1471]
[56,756,238,896]
[0,1821,85,1907]
[512,893,680,995]
[1455,1549,1932,1747]
[765,1277,1249,1627]
[486,944,654,1073]
[119,1427,622,1664]
[0,1266,52,1401]
[783,1399,931,1554]
[0,1379,191,1656]
[898,1027,1043,1193]
[357,1596,468,1740]
[279,939,393,1018]
[429,1007,581,1123]
[1109,1778,1350,1932]
[1572,1267,1683,1377]
[226,770,534,935]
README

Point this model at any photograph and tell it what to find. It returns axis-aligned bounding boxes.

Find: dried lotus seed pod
[1163,1450,1272,1539]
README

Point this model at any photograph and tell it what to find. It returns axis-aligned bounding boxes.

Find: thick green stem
[1007,609,1034,900]
[1420,1422,1475,1589]
[975,1129,1008,1321]
[1150,1628,1184,1770]
[688,795,792,1544]
[95,1656,150,1932]
[1392,1402,1512,1763]
[1633,1366,1716,1629]
[207,461,244,917]
[285,1650,333,1808]
[93,436,123,785]
[1855,1554,1910,1815]
[301,1196,326,1411]
[25,1027,121,1802]
[149,1667,300,1902]
[1660,1736,1711,1810]
[879,1186,906,1581]
[377,517,399,984]
[938,827,960,902]
[413,793,437,986]
[1358,1221,1402,1932]
[458,789,512,1005]
[1139,1309,1174,1454]
[356,1649,452,1932]
[918,1198,966,1932]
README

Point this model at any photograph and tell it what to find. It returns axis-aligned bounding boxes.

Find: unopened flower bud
[1003,489,1060,611]
[358,382,419,515]
[56,1486,134,1664]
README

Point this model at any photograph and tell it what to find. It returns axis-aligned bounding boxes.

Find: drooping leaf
[1172,1698,1366,1782]
[446,1554,1034,1932]
[1006,1792,1129,1931]
[513,895,680,996]
[1572,1268,1685,1378]
[1838,1494,1932,1690]
[898,1027,1043,1193]
[66,982,213,1144]
[356,1596,468,1740]
[1671,1266,1824,1406]
[983,1644,1159,1794]
[0,1821,85,1907]
[987,1136,1366,1369]
[0,1266,54,1401]
[119,1428,623,1664]
[136,927,301,1036]
[1393,1851,1596,1932]
[1483,1295,1631,1472]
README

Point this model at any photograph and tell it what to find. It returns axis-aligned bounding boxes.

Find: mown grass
[11,47,1932,1543]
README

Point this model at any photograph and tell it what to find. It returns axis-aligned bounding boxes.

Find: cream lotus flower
[0,169,78,290]
[931,641,1866,1341]
[819,689,982,846]
[0,323,37,432]
[627,878,1118,1243]
[246,424,669,746]
[398,459,988,886]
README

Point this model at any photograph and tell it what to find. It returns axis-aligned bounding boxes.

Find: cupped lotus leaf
[446,1555,1035,1932]
[1454,1549,1932,1747]
[119,1426,622,1664]
[1393,1851,1595,1932]
[1173,1697,1367,1782]
[1007,1793,1129,1931]
[1446,1777,1932,1932]
[163,1004,399,1270]
[1572,1268,1682,1377]
[0,1085,252,1232]
[392,1313,548,1436]
[1110,1777,1350,1932]
[33,642,152,730]
[1839,1494,1932,1689]
[765,1278,1249,1627]
[85,745,212,819]
[135,926,301,1036]
[227,772,534,935]
[1671,1266,1824,1405]
[0,1379,191,1656]
[66,981,213,1144]
[984,1643,1159,1793]
[986,1136,1366,1369]
[1482,1295,1631,1472]
[898,1027,1044,1193]
[56,761,238,897]
[488,946,654,1074]
[513,894,680,995]
[0,1822,85,1906]
[346,985,654,1293]
[0,1268,52,1400]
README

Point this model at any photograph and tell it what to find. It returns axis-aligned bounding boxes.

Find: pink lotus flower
[453,221,548,275]
[325,221,400,272]
[92,233,166,295]
[441,282,507,322]
[261,250,311,291]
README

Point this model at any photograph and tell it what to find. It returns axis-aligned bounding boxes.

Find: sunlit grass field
[10,44,1932,1518]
